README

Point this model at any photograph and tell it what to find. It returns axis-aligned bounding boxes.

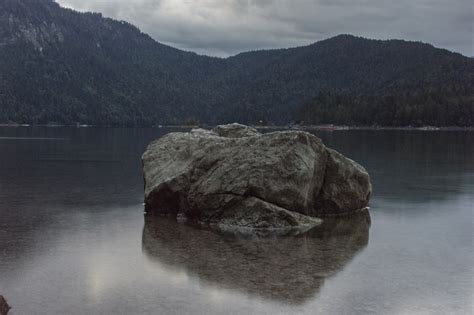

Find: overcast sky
[56,0,473,57]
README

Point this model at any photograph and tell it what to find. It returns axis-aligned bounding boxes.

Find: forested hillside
[0,0,221,125]
[1,0,472,126]
[295,86,473,127]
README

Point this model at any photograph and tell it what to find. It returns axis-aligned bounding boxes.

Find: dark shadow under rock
[142,209,371,305]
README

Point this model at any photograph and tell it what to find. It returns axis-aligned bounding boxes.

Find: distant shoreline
[0,123,472,131]
[256,125,474,131]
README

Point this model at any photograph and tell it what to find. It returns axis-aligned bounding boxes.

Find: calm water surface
[0,127,472,314]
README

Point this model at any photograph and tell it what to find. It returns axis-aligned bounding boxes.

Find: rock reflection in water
[142,210,370,305]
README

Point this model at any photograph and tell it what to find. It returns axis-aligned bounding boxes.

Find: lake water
[0,127,472,315]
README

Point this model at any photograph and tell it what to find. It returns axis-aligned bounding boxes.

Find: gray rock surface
[142,124,371,231]
[212,123,260,138]
[0,296,10,315]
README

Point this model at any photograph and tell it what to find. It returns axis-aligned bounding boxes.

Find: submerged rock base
[142,124,371,232]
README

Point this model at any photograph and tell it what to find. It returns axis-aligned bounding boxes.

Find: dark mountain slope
[212,35,473,124]
[0,0,472,126]
[0,0,221,125]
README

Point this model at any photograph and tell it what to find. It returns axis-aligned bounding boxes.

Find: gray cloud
[56,0,473,57]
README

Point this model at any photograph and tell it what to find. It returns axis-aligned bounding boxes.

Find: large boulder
[142,124,371,231]
[0,296,10,315]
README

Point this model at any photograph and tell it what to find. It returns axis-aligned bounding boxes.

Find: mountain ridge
[0,0,472,126]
